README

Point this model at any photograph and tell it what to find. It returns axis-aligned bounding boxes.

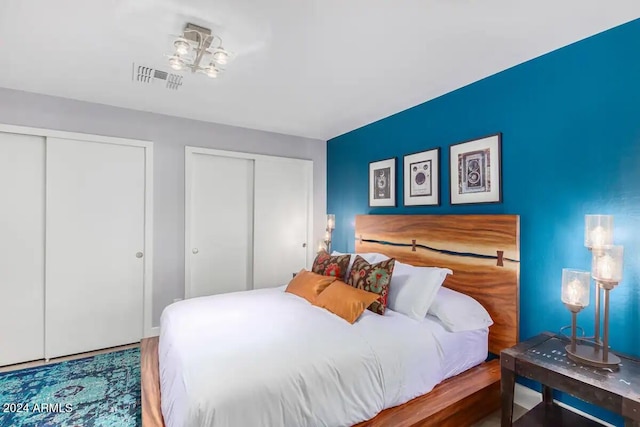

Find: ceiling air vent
[132,63,183,90]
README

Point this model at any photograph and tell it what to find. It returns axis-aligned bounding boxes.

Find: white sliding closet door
[253,158,311,289]
[0,133,45,366]
[46,138,145,359]
[186,153,254,298]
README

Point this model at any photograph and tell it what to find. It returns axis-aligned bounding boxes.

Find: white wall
[0,87,326,327]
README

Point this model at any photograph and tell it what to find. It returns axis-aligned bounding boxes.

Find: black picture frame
[368,157,397,207]
[403,147,440,207]
[449,133,502,205]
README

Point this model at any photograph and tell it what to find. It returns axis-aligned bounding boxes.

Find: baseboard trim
[144,327,160,338]
[514,383,613,426]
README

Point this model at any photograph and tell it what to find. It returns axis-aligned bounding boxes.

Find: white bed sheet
[159,287,487,427]
[422,315,489,380]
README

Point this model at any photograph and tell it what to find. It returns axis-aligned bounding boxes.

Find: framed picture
[449,133,502,205]
[369,157,396,207]
[403,148,440,206]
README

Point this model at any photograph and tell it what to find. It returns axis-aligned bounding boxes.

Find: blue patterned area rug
[0,348,140,427]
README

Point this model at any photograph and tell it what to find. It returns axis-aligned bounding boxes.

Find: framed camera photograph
[449,133,502,205]
[369,157,396,207]
[403,148,440,206]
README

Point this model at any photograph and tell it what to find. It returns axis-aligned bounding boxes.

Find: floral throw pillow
[347,255,396,315]
[311,251,351,281]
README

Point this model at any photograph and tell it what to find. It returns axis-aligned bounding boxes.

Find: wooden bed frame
[352,214,519,426]
[141,214,520,427]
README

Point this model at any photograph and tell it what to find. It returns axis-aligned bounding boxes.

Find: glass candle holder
[326,214,335,231]
[561,269,591,308]
[592,245,624,283]
[584,215,614,249]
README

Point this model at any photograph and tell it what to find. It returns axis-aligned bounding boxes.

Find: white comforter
[159,287,445,427]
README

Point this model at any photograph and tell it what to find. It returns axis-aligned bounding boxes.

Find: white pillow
[428,286,494,332]
[386,261,452,321]
[331,251,389,279]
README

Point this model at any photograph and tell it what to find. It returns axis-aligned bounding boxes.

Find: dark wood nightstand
[501,332,640,427]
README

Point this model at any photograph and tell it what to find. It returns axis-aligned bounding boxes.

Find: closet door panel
[253,158,311,288]
[0,133,45,366]
[46,138,145,359]
[187,153,254,298]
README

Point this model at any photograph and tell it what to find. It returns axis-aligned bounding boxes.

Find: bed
[142,214,520,427]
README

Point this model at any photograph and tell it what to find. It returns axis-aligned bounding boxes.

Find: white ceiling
[0,1,639,140]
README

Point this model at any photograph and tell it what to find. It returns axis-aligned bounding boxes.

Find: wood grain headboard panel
[355,215,520,355]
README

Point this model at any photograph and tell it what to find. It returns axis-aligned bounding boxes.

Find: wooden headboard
[355,214,519,355]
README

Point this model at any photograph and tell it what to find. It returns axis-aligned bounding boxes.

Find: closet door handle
[192,248,199,254]
[136,252,144,258]
[302,243,307,248]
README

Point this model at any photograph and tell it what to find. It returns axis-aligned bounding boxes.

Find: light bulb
[169,55,184,71]
[174,38,190,56]
[213,49,228,65]
[598,254,614,280]
[566,279,583,306]
[327,214,335,231]
[591,245,624,283]
[205,66,218,78]
[561,269,590,308]
[584,215,613,248]
[590,226,606,247]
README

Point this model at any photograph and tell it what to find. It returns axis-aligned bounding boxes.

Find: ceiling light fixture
[205,64,219,79]
[167,23,232,79]
[212,48,229,65]
[168,55,184,71]
[173,38,191,56]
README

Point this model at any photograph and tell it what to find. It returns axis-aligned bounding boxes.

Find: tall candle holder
[561,269,591,355]
[324,214,335,253]
[584,214,614,351]
[563,215,623,369]
[590,245,624,366]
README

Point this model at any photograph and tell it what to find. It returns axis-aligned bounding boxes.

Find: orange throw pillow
[285,269,336,303]
[313,280,380,324]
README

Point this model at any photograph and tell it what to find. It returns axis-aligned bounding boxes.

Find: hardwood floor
[141,336,502,427]
[142,337,164,427]
[472,404,527,427]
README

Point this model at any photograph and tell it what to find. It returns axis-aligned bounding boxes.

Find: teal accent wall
[328,19,640,425]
